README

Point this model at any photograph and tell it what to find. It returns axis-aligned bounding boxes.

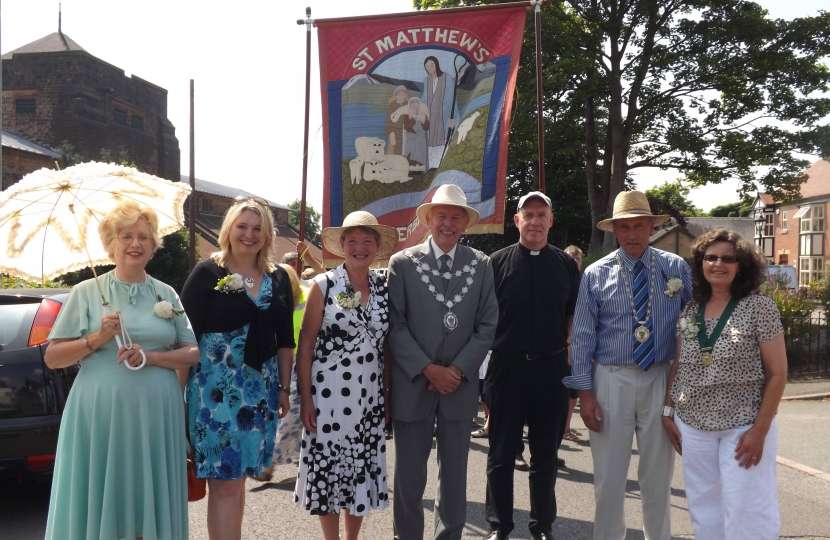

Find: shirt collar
[618,246,651,271]
[429,236,457,261]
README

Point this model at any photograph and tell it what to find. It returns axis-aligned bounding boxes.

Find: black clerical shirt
[490,242,580,355]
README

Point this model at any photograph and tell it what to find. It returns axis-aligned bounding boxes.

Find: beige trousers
[589,362,674,540]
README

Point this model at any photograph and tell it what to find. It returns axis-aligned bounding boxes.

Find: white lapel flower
[216,273,244,293]
[677,314,699,340]
[336,284,362,309]
[664,276,683,299]
[153,296,185,320]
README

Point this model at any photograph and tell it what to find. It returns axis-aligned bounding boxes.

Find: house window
[131,116,144,130]
[201,198,212,212]
[798,205,824,232]
[781,210,788,232]
[113,109,127,124]
[16,98,36,114]
[779,254,788,265]
[763,213,774,236]
[799,257,824,287]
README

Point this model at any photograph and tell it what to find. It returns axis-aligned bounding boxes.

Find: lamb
[455,111,481,145]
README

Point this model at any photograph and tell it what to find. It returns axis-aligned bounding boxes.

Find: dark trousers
[484,351,569,536]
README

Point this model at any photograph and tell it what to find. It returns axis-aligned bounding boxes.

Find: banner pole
[189,79,196,271]
[534,0,545,192]
[297,7,313,242]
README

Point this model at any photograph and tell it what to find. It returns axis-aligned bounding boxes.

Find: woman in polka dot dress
[295,211,398,540]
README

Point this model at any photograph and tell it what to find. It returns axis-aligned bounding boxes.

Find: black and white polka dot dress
[294,265,390,516]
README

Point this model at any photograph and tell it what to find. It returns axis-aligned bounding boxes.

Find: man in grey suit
[388,184,499,540]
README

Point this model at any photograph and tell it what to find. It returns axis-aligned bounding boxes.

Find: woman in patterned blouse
[662,228,787,540]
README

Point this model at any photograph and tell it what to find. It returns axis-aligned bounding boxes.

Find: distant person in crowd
[483,192,580,540]
[295,211,398,540]
[387,184,498,540]
[663,228,786,540]
[566,190,692,540]
[301,267,317,280]
[284,239,325,286]
[562,245,584,444]
[255,263,307,481]
[181,196,295,540]
[44,200,199,540]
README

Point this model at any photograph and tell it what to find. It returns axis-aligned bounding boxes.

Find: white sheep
[349,157,364,184]
[455,111,481,145]
[354,137,386,160]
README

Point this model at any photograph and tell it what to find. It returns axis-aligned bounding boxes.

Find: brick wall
[775,204,799,266]
[2,50,180,181]
[1,147,55,190]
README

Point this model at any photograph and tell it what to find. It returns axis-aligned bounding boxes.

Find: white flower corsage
[664,276,683,299]
[153,296,185,320]
[677,314,700,340]
[336,284,362,309]
[215,273,244,293]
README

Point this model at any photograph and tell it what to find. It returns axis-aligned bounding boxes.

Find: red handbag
[187,458,206,502]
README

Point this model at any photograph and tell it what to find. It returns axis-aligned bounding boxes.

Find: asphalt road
[2,403,829,540]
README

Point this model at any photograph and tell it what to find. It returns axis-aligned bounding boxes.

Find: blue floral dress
[185,273,281,479]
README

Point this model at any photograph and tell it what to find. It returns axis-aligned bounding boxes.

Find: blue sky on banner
[1,0,826,213]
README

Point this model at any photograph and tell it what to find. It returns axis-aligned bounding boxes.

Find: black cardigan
[180,258,295,372]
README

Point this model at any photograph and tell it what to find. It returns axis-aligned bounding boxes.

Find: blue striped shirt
[563,247,692,391]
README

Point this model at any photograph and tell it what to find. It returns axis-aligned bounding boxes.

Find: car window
[0,304,33,351]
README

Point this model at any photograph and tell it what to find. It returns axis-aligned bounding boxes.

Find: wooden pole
[534,0,545,192]
[188,79,196,270]
[297,7,313,242]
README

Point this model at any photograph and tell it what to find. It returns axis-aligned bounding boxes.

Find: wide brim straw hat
[416,184,480,227]
[321,211,399,259]
[596,190,670,232]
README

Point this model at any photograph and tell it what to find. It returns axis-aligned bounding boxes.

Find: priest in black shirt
[483,191,581,540]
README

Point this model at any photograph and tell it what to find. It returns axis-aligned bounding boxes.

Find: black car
[0,289,78,479]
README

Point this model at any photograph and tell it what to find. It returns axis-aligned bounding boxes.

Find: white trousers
[675,415,780,540]
[589,363,674,540]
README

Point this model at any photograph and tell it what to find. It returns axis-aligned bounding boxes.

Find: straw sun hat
[416,184,480,227]
[321,211,399,259]
[596,190,669,232]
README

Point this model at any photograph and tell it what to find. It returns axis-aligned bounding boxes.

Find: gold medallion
[634,325,650,343]
[701,351,713,366]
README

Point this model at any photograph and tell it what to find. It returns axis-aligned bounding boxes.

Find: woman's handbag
[187,457,206,502]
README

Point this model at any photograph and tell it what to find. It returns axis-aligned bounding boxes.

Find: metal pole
[297,7,313,242]
[1,0,4,188]
[534,0,545,192]
[188,79,196,270]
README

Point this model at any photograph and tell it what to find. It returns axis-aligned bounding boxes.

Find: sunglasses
[702,254,738,264]
[233,195,269,207]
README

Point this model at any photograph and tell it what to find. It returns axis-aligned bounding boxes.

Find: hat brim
[321,223,399,260]
[596,213,670,232]
[416,203,480,228]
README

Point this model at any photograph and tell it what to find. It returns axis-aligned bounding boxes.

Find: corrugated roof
[1,32,85,60]
[1,131,60,158]
[181,175,288,210]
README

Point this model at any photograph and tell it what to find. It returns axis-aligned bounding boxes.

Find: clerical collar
[519,242,545,256]
[429,236,457,262]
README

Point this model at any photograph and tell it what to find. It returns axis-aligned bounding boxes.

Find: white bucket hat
[416,184,480,227]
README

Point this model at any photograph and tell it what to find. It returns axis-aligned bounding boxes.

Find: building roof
[650,217,755,244]
[1,131,60,158]
[758,193,776,206]
[1,32,85,60]
[182,175,288,210]
[799,159,830,200]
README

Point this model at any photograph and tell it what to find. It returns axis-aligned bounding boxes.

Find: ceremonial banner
[316,3,528,261]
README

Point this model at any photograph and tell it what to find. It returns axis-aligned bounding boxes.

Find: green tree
[287,199,322,244]
[58,140,82,168]
[645,181,702,217]
[417,0,830,255]
[708,196,754,218]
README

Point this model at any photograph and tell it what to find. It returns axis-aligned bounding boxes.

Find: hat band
[611,209,654,219]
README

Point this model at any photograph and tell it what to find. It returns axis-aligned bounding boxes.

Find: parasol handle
[104,305,147,371]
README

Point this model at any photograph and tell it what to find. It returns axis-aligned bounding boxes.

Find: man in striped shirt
[564,191,692,540]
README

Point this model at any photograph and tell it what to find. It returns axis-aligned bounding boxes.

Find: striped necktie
[632,259,656,371]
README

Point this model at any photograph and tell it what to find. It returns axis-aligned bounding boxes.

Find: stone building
[1,31,180,181]
[1,131,60,190]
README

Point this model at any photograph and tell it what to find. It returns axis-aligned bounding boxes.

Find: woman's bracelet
[277,384,291,395]
[81,336,95,352]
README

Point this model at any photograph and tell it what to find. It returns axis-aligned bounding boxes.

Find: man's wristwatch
[662,406,675,418]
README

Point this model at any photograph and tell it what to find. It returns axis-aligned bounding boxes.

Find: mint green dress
[45,272,196,540]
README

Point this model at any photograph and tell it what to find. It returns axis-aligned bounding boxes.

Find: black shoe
[484,531,509,540]
[514,457,529,471]
[531,533,553,540]
[557,457,565,468]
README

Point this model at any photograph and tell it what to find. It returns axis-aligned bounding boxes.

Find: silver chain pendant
[443,310,458,331]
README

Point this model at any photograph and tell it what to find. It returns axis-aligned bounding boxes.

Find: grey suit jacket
[387,239,498,422]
